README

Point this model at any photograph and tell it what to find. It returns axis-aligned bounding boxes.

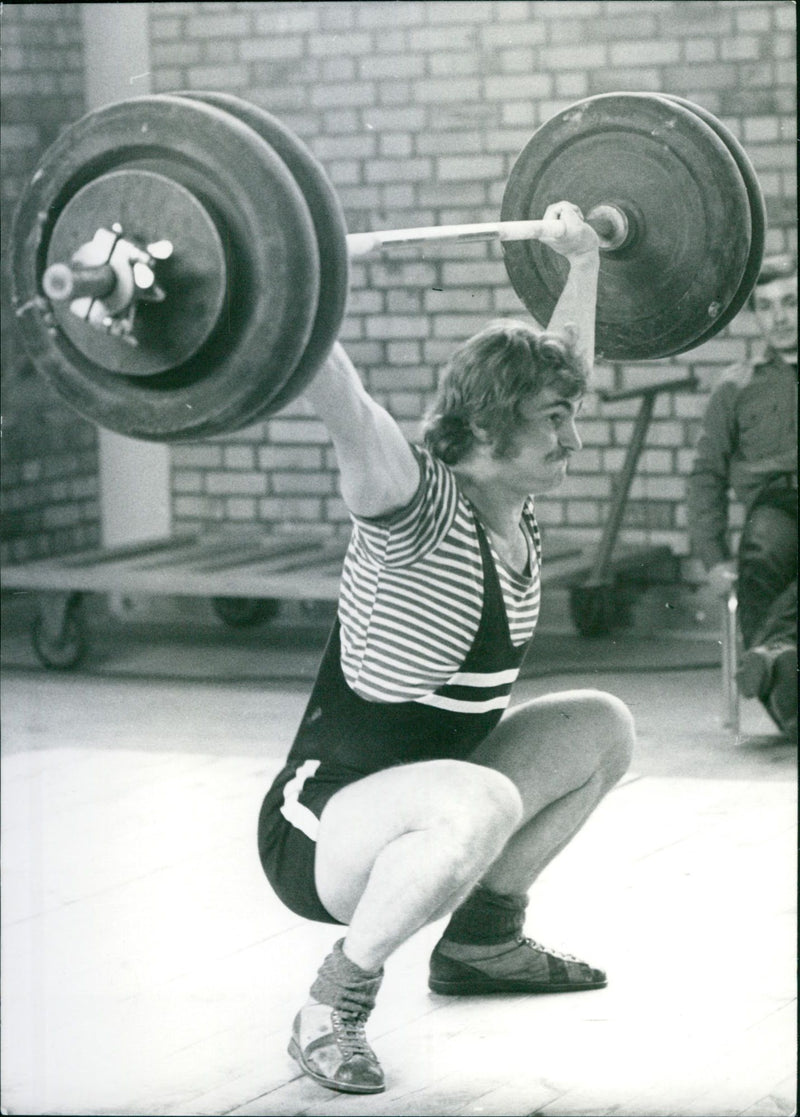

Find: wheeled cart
[1,527,676,670]
[3,371,694,669]
[1,531,347,669]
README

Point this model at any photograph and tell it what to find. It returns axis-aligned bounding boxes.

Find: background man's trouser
[737,483,797,651]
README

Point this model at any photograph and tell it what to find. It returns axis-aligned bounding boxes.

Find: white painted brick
[541,44,607,70]
[226,498,257,520]
[484,74,553,100]
[684,38,718,62]
[171,445,224,468]
[185,63,248,87]
[429,52,481,78]
[310,82,375,109]
[258,498,323,521]
[173,470,202,493]
[272,473,333,495]
[480,23,547,48]
[253,8,319,34]
[239,37,304,61]
[267,419,329,444]
[560,474,613,499]
[437,155,505,182]
[222,447,256,470]
[720,34,762,61]
[205,473,266,496]
[386,341,423,364]
[566,502,601,526]
[258,447,323,471]
[609,40,680,65]
[413,78,482,103]
[366,316,431,340]
[387,289,423,314]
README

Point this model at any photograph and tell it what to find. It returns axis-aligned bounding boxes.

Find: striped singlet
[271,445,542,776]
[338,447,541,703]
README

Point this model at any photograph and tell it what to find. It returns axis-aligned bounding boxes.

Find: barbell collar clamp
[584,203,631,251]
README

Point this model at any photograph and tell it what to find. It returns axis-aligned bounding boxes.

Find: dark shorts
[257,759,359,925]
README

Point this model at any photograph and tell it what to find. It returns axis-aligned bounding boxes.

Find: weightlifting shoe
[737,643,798,738]
[767,646,798,739]
[429,936,607,995]
[288,999,385,1094]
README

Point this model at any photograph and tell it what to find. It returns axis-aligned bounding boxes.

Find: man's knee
[740,504,797,569]
[583,690,635,782]
[426,761,523,869]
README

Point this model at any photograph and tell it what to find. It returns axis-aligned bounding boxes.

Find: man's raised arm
[537,201,601,374]
[302,342,420,520]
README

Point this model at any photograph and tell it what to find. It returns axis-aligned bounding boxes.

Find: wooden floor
[1,657,796,1117]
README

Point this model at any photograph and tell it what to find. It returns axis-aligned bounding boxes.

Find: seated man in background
[688,254,797,739]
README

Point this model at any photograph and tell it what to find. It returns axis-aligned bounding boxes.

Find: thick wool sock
[441,884,528,945]
[309,939,384,1017]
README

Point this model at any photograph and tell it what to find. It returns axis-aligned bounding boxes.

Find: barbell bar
[345,203,630,258]
[44,205,624,291]
[11,90,765,442]
[41,207,625,296]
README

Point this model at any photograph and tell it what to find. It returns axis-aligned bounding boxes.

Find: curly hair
[421,319,588,465]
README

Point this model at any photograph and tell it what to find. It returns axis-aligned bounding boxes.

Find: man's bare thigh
[314,758,520,924]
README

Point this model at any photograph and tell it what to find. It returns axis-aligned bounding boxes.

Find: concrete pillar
[81,3,171,547]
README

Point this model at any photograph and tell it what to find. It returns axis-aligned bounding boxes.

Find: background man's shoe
[767,646,798,739]
[737,645,773,699]
[738,644,798,738]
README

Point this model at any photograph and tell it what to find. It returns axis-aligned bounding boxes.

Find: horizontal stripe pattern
[415,692,513,714]
[339,449,541,704]
[415,664,521,714]
[450,668,521,687]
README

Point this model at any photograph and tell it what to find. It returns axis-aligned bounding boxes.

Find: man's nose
[560,419,582,452]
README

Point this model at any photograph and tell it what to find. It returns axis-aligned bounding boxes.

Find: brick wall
[1,4,99,565]
[2,2,796,576]
[154,0,796,577]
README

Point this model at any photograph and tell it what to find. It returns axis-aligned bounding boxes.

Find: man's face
[753,274,798,354]
[502,387,583,494]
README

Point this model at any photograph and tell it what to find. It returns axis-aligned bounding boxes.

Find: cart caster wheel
[569,584,620,637]
[32,596,86,669]
[211,597,281,628]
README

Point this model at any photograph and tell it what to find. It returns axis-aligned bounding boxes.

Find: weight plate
[176,92,350,418]
[656,94,766,355]
[501,93,752,361]
[11,94,320,441]
[46,168,228,376]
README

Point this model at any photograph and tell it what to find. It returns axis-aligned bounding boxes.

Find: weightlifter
[257,201,636,1094]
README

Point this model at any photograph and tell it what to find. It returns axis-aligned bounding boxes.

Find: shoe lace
[520,937,583,964]
[331,1009,372,1060]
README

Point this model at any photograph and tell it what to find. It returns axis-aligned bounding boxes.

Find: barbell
[11,90,764,442]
